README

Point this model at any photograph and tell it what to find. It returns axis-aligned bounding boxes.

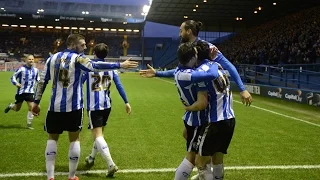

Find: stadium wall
[231,82,320,108]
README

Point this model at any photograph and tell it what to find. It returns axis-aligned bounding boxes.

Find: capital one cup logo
[285,90,302,102]
[268,88,282,98]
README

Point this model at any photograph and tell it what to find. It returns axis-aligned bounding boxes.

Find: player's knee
[92,127,103,139]
[12,104,21,111]
[195,156,210,168]
[68,131,80,142]
[48,134,59,141]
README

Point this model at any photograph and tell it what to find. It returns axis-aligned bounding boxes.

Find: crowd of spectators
[0,31,141,60]
[219,6,320,65]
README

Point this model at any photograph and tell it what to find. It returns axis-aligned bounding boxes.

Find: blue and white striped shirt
[82,59,128,111]
[34,49,121,112]
[11,65,40,95]
[197,60,235,122]
[174,65,207,127]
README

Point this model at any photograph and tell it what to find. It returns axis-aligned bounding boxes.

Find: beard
[180,36,189,44]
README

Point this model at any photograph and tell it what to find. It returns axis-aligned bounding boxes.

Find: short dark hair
[177,42,197,65]
[183,20,203,36]
[66,34,85,47]
[94,43,109,59]
[195,41,210,61]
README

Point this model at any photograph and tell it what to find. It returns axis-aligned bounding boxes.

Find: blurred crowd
[219,6,320,65]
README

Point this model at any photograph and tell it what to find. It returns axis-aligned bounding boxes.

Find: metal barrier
[237,64,320,91]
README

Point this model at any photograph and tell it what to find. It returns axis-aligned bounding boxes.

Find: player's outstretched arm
[213,54,253,106]
[77,56,138,72]
[214,54,245,91]
[139,64,175,78]
[186,63,220,83]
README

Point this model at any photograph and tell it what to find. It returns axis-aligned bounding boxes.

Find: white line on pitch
[0,165,320,178]
[156,78,320,128]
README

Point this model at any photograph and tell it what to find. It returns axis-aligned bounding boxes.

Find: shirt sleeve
[214,53,246,91]
[76,55,121,72]
[10,68,22,86]
[113,71,129,104]
[155,69,175,77]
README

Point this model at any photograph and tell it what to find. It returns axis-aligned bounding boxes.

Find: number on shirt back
[58,69,70,88]
[52,58,70,88]
[91,74,111,91]
[213,65,230,93]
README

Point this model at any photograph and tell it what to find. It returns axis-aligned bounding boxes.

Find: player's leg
[44,111,62,180]
[88,109,118,177]
[195,123,218,180]
[66,109,83,180]
[175,123,198,180]
[26,100,34,129]
[4,94,23,113]
[85,110,98,166]
[68,131,80,180]
[211,118,236,180]
[211,153,224,180]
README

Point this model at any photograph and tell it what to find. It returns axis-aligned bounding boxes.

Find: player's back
[83,59,115,111]
[47,50,83,112]
[197,59,235,122]
[174,66,207,127]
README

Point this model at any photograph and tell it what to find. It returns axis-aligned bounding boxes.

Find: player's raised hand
[240,90,252,106]
[120,58,138,69]
[139,64,156,78]
[125,103,131,115]
[31,103,41,116]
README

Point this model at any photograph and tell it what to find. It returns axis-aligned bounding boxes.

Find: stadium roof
[0,0,147,29]
[146,0,320,32]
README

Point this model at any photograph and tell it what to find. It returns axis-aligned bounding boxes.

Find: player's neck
[189,36,197,43]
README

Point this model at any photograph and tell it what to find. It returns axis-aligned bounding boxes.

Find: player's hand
[240,90,252,106]
[139,64,156,78]
[31,103,41,116]
[120,58,138,69]
[16,83,22,88]
[210,45,219,60]
[125,103,131,115]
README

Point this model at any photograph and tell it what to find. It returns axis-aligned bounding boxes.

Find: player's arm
[155,69,175,77]
[113,71,131,114]
[214,54,252,105]
[214,53,245,91]
[34,57,51,105]
[77,55,137,72]
[177,63,220,83]
[139,64,175,78]
[113,71,129,104]
[185,89,208,111]
[11,68,22,87]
